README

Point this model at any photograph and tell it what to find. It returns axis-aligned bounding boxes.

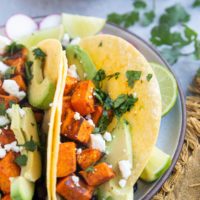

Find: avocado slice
[98,120,133,200]
[66,45,97,80]
[11,176,35,200]
[28,58,56,110]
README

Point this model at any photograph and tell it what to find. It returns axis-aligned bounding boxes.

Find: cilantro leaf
[5,42,24,56]
[85,166,95,173]
[146,74,153,81]
[133,0,147,9]
[4,67,16,79]
[20,137,38,152]
[25,61,33,82]
[194,40,200,59]
[140,10,155,27]
[0,103,6,115]
[33,48,46,60]
[183,24,197,42]
[15,154,28,166]
[107,72,120,80]
[196,68,200,77]
[193,0,200,7]
[126,70,142,88]
[97,111,111,132]
[93,69,106,87]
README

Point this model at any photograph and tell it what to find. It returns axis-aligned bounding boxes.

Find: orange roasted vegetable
[2,195,11,200]
[0,95,19,108]
[57,142,76,177]
[0,80,6,95]
[62,116,94,145]
[11,75,27,91]
[0,129,16,146]
[62,96,72,121]
[64,76,78,96]
[80,162,115,186]
[61,108,75,134]
[91,105,103,125]
[71,80,95,115]
[0,152,20,194]
[56,175,94,200]
[77,149,102,170]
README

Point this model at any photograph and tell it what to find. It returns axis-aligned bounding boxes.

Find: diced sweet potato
[62,116,94,145]
[11,75,27,91]
[77,149,102,170]
[62,96,72,121]
[91,105,103,125]
[61,108,75,134]
[0,80,7,95]
[0,152,20,194]
[2,195,11,200]
[56,175,94,200]
[80,162,115,186]
[71,80,95,115]
[0,129,16,146]
[57,142,76,177]
[64,76,78,95]
[0,95,19,108]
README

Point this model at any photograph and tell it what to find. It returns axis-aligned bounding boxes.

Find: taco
[0,39,64,199]
[50,35,162,200]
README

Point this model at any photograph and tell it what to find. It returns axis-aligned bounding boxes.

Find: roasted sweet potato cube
[11,75,27,91]
[80,162,115,186]
[0,80,7,95]
[0,152,20,194]
[61,108,75,134]
[2,195,11,200]
[62,96,72,121]
[0,129,16,146]
[91,105,103,125]
[56,175,94,200]
[77,149,102,169]
[71,80,95,115]
[57,142,76,177]
[64,76,78,95]
[62,117,94,145]
[0,95,19,108]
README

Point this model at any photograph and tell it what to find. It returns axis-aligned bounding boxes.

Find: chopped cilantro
[25,61,33,82]
[126,70,142,88]
[9,100,15,108]
[106,197,113,200]
[194,40,200,59]
[193,0,200,7]
[196,68,200,77]
[15,154,28,166]
[107,72,120,80]
[0,103,6,115]
[113,94,138,118]
[19,137,38,152]
[97,111,110,132]
[140,10,155,27]
[5,42,24,56]
[33,48,46,60]
[146,73,153,81]
[133,0,147,9]
[4,67,15,79]
[93,69,106,87]
[98,41,103,47]
[85,166,95,173]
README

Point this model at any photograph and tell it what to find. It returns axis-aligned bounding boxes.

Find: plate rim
[0,17,187,200]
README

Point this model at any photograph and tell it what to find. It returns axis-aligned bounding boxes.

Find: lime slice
[62,13,106,38]
[150,62,178,116]
[17,25,64,48]
[140,147,172,182]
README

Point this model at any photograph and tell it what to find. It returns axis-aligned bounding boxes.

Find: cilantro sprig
[5,42,24,56]
[25,61,33,83]
[126,70,142,88]
[19,137,38,152]
[15,154,28,166]
[33,48,46,60]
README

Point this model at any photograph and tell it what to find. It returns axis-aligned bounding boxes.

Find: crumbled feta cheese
[108,164,113,168]
[9,177,14,182]
[133,92,137,98]
[49,103,53,107]
[119,179,127,188]
[2,80,26,100]
[68,64,80,79]
[0,61,9,75]
[103,131,112,142]
[0,115,10,127]
[87,119,95,127]
[4,141,20,153]
[71,175,80,187]
[74,112,81,120]
[0,148,6,158]
[62,33,70,47]
[90,134,105,152]
[70,37,81,45]
[76,148,82,154]
[19,108,25,118]
[118,160,132,179]
[85,114,91,120]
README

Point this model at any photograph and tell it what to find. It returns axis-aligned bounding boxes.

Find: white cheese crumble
[19,109,25,118]
[62,33,70,47]
[118,179,127,188]
[6,108,12,118]
[0,148,6,159]
[74,112,81,120]
[133,92,137,98]
[49,103,53,107]
[2,80,26,100]
[108,164,113,168]
[76,148,82,154]
[68,64,80,79]
[4,141,20,153]
[118,160,132,179]
[87,119,95,127]
[0,61,9,75]
[90,134,105,152]
[0,115,10,127]
[71,175,80,187]
[70,37,81,45]
[103,131,112,142]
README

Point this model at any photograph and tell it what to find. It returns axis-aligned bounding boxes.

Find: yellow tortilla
[80,34,162,185]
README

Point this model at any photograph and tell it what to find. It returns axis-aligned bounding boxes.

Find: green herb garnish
[19,137,38,152]
[25,61,33,82]
[97,111,110,132]
[93,69,106,87]
[146,73,153,81]
[9,100,15,108]
[107,72,120,80]
[4,67,16,79]
[5,42,24,56]
[133,0,147,9]
[85,166,95,173]
[98,41,103,47]
[33,48,46,60]
[193,0,200,7]
[0,103,6,115]
[126,70,142,88]
[141,10,155,27]
[15,154,28,166]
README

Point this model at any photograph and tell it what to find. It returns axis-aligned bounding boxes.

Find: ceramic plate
[0,19,186,200]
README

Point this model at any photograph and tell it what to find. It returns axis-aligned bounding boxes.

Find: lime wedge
[62,13,106,38]
[17,25,64,48]
[150,62,178,116]
[140,147,172,182]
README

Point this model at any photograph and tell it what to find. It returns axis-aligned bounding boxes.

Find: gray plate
[0,20,186,200]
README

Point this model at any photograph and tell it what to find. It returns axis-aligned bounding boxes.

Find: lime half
[140,146,172,182]
[62,13,106,38]
[150,62,178,116]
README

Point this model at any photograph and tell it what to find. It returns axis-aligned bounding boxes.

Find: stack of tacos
[0,32,161,199]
